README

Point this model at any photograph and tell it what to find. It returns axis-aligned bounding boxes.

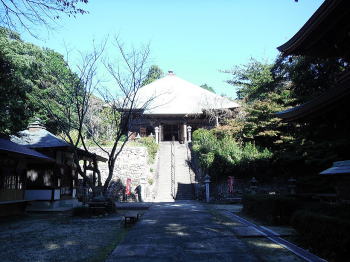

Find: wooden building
[128,71,240,142]
[276,0,350,198]
[10,120,106,202]
[0,138,53,216]
[276,0,350,121]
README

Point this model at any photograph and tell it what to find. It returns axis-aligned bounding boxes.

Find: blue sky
[24,0,323,98]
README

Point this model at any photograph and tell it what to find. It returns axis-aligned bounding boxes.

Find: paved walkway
[107,201,302,262]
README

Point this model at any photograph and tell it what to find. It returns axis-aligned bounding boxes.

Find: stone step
[155,142,194,201]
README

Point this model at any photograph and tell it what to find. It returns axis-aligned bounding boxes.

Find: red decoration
[126,178,131,195]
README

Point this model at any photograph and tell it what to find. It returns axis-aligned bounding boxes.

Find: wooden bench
[124,212,140,226]
[87,201,108,214]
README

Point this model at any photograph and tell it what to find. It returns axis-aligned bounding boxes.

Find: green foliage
[222,55,349,181]
[224,58,274,101]
[273,55,347,104]
[137,136,159,163]
[192,128,272,180]
[0,27,79,135]
[200,84,216,93]
[141,65,164,86]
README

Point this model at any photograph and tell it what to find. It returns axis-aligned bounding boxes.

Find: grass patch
[87,227,129,262]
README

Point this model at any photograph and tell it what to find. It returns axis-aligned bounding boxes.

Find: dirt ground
[0,212,130,262]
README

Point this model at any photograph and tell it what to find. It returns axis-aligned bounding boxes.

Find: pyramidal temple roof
[0,138,53,161]
[134,71,240,115]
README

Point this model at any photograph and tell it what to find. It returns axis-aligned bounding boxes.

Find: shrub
[291,210,350,261]
[137,136,159,163]
[192,128,272,180]
[242,194,299,225]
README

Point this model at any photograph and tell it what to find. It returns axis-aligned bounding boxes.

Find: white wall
[24,190,60,201]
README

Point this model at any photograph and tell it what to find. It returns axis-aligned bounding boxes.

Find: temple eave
[278,0,349,58]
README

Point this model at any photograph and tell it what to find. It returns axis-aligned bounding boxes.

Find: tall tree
[42,38,153,195]
[0,27,78,136]
[223,58,275,101]
[101,39,151,193]
[222,58,295,150]
[200,83,216,93]
[272,55,348,104]
[223,55,350,180]
[141,65,163,86]
[41,40,106,191]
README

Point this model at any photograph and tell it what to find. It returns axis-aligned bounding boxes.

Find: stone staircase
[155,142,194,202]
[154,142,174,202]
[173,143,195,200]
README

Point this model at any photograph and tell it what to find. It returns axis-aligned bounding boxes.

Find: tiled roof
[11,129,108,162]
[11,129,71,148]
[276,71,350,121]
[0,138,53,161]
[277,0,349,58]
[123,72,240,115]
[320,160,350,175]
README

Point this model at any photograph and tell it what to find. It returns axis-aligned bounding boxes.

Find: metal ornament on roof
[320,160,350,175]
[28,117,46,130]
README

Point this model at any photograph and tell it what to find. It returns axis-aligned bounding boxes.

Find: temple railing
[171,138,176,199]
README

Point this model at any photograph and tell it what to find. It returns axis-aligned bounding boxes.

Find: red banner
[126,178,131,195]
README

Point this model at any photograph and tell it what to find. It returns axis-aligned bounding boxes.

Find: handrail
[170,139,176,199]
[185,142,193,185]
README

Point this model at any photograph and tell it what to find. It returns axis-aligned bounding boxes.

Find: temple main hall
[129,71,240,143]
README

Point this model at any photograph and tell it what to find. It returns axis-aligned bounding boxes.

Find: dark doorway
[163,124,179,141]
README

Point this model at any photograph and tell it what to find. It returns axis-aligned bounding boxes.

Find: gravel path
[0,213,125,262]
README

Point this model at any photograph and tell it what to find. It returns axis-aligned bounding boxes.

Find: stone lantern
[187,126,192,143]
[250,177,258,194]
[204,174,211,202]
[154,127,159,144]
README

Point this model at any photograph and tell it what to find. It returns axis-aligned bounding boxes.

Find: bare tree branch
[0,0,88,37]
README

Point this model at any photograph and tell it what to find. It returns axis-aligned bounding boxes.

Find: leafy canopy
[0,27,80,136]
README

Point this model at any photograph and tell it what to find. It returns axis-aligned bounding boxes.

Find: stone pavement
[107,201,293,262]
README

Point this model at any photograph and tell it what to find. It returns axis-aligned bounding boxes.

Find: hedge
[242,194,299,225]
[291,210,350,261]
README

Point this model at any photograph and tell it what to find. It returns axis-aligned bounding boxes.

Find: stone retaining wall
[88,144,158,202]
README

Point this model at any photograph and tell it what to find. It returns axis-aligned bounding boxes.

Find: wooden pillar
[155,126,159,144]
[183,123,187,142]
[159,124,163,142]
